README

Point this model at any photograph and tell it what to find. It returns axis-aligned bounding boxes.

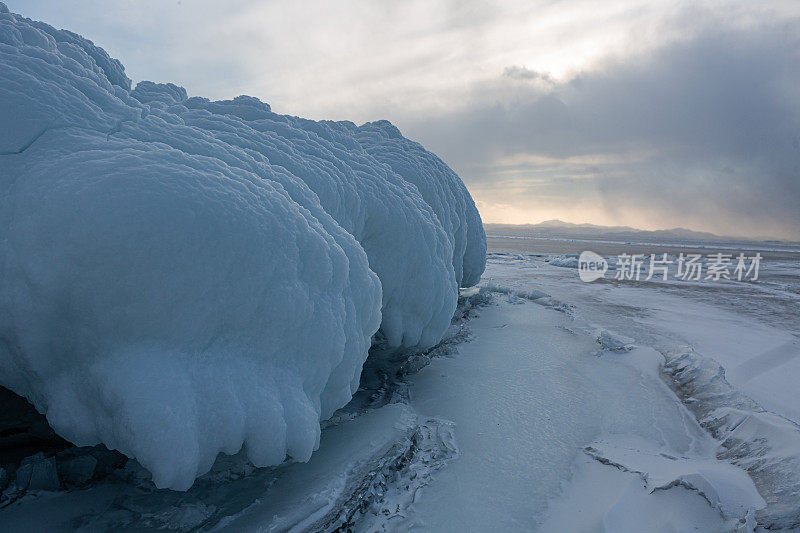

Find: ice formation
[663,348,800,528]
[0,4,485,490]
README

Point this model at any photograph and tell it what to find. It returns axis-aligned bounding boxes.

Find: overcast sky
[11,0,800,240]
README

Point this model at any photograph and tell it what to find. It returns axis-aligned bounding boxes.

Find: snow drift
[0,4,485,490]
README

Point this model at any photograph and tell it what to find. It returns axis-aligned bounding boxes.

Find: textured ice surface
[0,4,484,490]
[211,403,457,532]
[663,348,800,529]
[584,434,765,521]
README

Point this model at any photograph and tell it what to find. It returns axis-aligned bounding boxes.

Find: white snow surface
[0,4,485,490]
[480,249,800,530]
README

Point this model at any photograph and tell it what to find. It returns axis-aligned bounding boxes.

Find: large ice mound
[0,4,485,490]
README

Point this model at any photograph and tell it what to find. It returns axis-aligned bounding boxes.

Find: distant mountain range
[484,220,760,242]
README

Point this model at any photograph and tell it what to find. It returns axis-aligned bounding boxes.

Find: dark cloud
[503,66,556,84]
[402,20,800,239]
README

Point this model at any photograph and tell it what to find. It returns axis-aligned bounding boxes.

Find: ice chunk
[1,126,382,490]
[596,329,635,351]
[0,4,485,490]
[15,453,60,491]
[546,254,580,268]
[60,455,97,486]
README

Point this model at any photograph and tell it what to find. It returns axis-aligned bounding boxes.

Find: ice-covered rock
[0,4,485,490]
[596,329,635,352]
[15,453,60,491]
[60,455,97,486]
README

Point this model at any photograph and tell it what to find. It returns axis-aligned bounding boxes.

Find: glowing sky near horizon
[10,0,800,239]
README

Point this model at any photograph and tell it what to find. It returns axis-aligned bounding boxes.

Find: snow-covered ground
[482,250,800,425]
